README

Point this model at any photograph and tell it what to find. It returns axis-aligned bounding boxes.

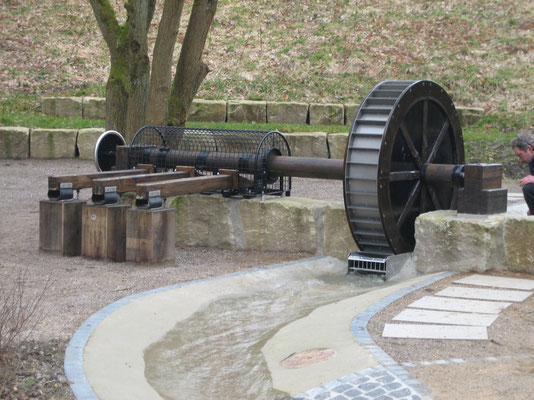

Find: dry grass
[0,0,532,112]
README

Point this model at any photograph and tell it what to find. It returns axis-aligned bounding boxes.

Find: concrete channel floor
[65,193,532,400]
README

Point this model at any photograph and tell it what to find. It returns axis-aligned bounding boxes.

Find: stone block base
[171,194,357,260]
[414,210,534,274]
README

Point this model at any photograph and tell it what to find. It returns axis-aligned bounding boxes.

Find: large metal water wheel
[344,80,464,257]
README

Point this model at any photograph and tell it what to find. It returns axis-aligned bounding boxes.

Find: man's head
[511,137,534,164]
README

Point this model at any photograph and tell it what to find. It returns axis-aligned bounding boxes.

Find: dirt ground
[0,158,532,399]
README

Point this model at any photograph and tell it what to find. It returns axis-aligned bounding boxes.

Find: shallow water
[144,265,418,400]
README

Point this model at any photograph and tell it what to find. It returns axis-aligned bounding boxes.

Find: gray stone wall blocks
[30,128,78,159]
[227,100,267,123]
[41,97,83,118]
[327,133,349,159]
[414,210,534,274]
[309,103,345,126]
[188,99,227,122]
[0,127,29,159]
[503,216,534,272]
[284,132,329,158]
[40,97,484,127]
[77,128,106,160]
[344,103,359,125]
[456,106,485,127]
[171,194,357,259]
[83,97,106,120]
[267,101,309,124]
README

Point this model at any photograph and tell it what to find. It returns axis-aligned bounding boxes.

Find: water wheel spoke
[389,170,420,181]
[396,180,422,231]
[422,99,429,160]
[425,119,450,164]
[400,122,423,169]
[425,184,442,209]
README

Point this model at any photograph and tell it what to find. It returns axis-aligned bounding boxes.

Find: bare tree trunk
[124,0,154,141]
[146,0,185,126]
[88,0,130,133]
[168,0,218,126]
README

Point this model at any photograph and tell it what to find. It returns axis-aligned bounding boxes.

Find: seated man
[511,135,534,215]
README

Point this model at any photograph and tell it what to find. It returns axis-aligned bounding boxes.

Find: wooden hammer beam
[135,170,239,207]
[92,170,190,200]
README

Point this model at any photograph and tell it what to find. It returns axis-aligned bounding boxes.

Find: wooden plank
[92,171,189,196]
[48,168,149,191]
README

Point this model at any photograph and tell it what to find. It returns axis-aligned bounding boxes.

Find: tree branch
[168,0,218,126]
[146,0,185,125]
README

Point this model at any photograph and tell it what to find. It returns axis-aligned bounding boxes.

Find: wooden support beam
[91,170,189,203]
[135,171,239,207]
[48,169,150,191]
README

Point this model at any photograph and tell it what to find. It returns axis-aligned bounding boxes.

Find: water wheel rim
[344,80,464,256]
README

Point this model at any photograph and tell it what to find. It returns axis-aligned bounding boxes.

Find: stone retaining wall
[40,97,485,127]
[414,210,534,274]
[0,126,347,160]
[171,194,357,260]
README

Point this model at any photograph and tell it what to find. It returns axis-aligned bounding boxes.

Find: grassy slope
[0,0,532,176]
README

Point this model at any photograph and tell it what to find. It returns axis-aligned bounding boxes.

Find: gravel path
[0,159,343,341]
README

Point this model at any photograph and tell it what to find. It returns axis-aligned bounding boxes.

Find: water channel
[144,263,419,400]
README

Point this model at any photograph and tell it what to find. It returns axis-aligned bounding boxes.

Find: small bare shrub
[0,267,48,390]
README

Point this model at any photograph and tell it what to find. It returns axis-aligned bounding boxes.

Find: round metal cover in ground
[280,348,336,369]
[94,130,126,172]
[344,80,464,256]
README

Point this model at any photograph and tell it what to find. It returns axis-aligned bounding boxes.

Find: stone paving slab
[435,286,532,302]
[453,274,534,290]
[392,308,498,327]
[407,295,511,314]
[382,323,488,340]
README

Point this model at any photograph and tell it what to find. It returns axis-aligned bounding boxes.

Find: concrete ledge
[344,103,359,125]
[414,210,534,274]
[188,99,227,122]
[309,103,344,126]
[83,97,106,120]
[457,106,485,126]
[227,100,266,123]
[41,97,83,118]
[284,132,329,158]
[77,128,105,160]
[30,128,77,159]
[171,194,357,260]
[327,133,348,159]
[267,101,308,124]
[0,127,29,159]
[39,97,485,127]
